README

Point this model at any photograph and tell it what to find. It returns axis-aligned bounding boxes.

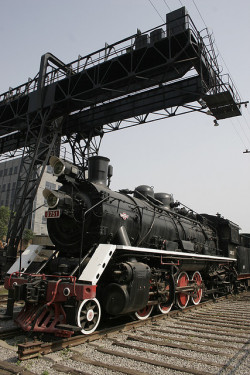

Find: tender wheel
[133,305,153,320]
[191,271,203,305]
[76,298,101,334]
[176,272,190,309]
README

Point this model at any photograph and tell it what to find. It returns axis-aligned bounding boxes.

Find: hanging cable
[230,119,248,149]
[148,0,165,22]
[192,0,244,107]
[178,0,184,6]
[192,0,249,144]
[212,39,250,148]
[236,117,250,146]
[242,107,250,130]
[150,0,248,149]
[163,0,171,12]
[192,0,207,29]
[212,33,250,142]
[242,114,250,133]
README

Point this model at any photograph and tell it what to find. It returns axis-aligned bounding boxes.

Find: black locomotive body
[47,156,217,258]
[4,156,250,337]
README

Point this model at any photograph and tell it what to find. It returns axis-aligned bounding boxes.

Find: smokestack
[88,156,110,186]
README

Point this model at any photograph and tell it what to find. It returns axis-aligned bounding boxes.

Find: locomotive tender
[4,156,250,337]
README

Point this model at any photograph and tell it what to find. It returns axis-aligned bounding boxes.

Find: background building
[0,158,60,236]
[0,158,20,209]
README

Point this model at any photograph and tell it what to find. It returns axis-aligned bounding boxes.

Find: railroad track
[0,292,24,313]
[0,291,249,374]
[0,294,8,304]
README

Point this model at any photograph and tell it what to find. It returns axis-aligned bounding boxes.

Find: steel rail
[17,294,232,360]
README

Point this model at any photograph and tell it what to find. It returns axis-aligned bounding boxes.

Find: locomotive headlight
[53,160,65,176]
[43,188,72,209]
[47,192,59,208]
[50,156,79,177]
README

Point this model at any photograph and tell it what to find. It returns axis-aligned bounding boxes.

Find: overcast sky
[0,0,249,232]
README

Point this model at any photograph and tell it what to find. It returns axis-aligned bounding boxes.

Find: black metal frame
[0,7,242,279]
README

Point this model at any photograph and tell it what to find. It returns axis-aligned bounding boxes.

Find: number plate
[45,209,61,218]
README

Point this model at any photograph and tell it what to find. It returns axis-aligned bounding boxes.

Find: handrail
[0,11,240,108]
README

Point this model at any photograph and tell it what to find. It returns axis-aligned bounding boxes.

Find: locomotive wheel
[176,272,190,309]
[212,291,219,300]
[243,281,248,292]
[157,275,175,314]
[76,298,101,334]
[133,305,153,320]
[191,271,203,305]
[157,300,173,314]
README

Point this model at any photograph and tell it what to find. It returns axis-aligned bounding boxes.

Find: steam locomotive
[4,156,250,337]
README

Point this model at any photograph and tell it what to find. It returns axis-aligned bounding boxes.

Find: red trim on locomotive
[237,274,250,280]
[15,302,70,337]
[46,281,96,302]
[4,273,97,337]
[5,273,96,302]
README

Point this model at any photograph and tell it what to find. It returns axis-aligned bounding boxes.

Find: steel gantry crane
[0,7,243,293]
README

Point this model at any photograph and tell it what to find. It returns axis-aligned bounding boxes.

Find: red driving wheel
[176,271,190,309]
[191,271,203,305]
[134,305,153,320]
[157,277,174,314]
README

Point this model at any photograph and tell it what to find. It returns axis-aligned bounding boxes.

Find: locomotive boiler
[4,156,250,337]
[45,156,218,258]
